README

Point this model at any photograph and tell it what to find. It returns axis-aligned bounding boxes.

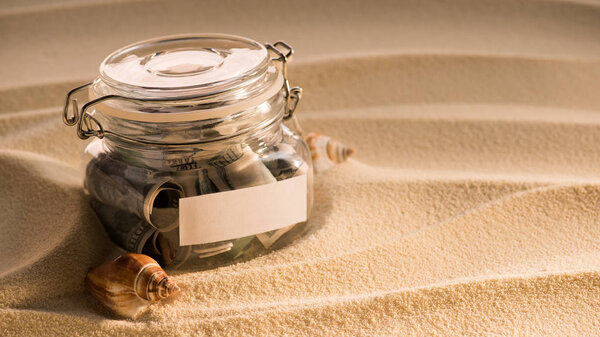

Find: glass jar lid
[98,34,270,99]
[63,35,303,142]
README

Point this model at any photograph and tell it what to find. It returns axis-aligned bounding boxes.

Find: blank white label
[179,174,307,246]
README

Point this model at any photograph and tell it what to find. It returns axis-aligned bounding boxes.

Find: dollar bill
[207,144,277,190]
[154,229,192,267]
[85,153,183,231]
[90,199,156,254]
[192,241,234,258]
[261,143,306,181]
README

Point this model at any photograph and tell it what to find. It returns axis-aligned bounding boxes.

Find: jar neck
[93,86,285,143]
[102,112,286,171]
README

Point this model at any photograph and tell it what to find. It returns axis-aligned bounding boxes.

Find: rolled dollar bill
[261,143,307,181]
[171,169,200,197]
[198,168,218,194]
[207,144,277,190]
[166,154,217,197]
[90,199,156,254]
[154,229,192,267]
[192,241,233,258]
[85,153,184,232]
[227,236,256,259]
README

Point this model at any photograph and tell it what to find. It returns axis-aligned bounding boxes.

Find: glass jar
[62,34,313,269]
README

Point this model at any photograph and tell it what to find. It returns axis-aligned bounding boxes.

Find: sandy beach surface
[1,0,600,335]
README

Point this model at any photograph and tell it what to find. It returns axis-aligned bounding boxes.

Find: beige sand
[1,0,600,335]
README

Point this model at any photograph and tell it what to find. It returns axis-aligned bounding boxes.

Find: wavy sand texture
[1,0,600,336]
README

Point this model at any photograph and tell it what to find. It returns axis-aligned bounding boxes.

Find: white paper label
[179,174,307,246]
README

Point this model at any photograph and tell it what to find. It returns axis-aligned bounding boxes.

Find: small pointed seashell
[305,132,355,173]
[85,253,180,319]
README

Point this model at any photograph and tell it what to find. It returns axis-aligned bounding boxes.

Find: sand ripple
[2,1,600,333]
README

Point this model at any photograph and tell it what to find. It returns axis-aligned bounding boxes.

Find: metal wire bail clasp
[63,81,106,140]
[265,41,303,120]
[63,82,92,127]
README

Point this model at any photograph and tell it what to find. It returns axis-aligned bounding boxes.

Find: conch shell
[305,132,355,173]
[85,253,180,319]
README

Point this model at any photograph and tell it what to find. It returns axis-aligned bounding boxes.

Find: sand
[1,0,600,335]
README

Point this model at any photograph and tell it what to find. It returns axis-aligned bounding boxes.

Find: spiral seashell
[85,253,180,319]
[305,132,355,173]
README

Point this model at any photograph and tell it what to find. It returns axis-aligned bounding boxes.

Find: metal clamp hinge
[63,82,108,140]
[265,41,303,121]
